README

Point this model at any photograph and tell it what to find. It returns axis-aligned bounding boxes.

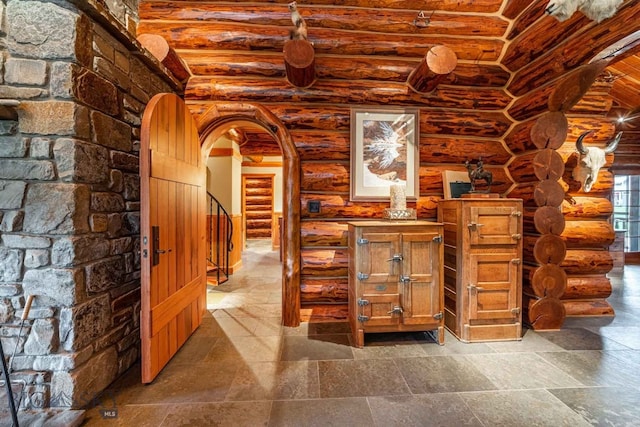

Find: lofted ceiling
[137,0,640,168]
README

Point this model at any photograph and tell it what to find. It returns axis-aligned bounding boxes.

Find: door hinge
[357,238,369,245]
[511,233,522,240]
[357,272,369,280]
[433,235,442,243]
[433,311,443,320]
[357,298,369,307]
[511,258,521,265]
[358,314,369,322]
[511,211,522,217]
[511,307,521,315]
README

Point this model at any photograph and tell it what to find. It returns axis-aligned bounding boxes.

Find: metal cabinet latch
[467,222,484,232]
[387,306,403,315]
[387,254,403,262]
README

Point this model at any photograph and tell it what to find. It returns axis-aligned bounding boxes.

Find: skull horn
[575,130,593,155]
[603,131,623,154]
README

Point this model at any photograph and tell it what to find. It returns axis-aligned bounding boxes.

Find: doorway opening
[197,103,301,327]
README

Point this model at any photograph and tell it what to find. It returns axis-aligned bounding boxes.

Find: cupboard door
[467,253,520,321]
[468,206,520,246]
[360,293,402,327]
[356,231,402,326]
[401,232,440,325]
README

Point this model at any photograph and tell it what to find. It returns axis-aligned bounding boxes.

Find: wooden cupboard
[348,221,444,348]
[437,198,523,342]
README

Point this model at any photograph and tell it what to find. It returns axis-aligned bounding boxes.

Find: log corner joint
[407,45,457,94]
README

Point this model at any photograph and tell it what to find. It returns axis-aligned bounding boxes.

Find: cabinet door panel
[401,232,440,324]
[357,232,401,284]
[468,253,519,321]
[469,206,520,246]
[360,293,401,327]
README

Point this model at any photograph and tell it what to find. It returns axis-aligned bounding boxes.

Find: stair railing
[207,191,233,285]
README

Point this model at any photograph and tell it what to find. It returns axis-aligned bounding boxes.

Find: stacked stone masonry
[0,0,175,409]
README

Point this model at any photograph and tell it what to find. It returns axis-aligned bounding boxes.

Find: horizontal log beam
[503,11,589,72]
[188,103,512,136]
[300,194,439,220]
[301,278,348,304]
[561,249,613,275]
[563,299,614,317]
[292,131,350,161]
[419,137,511,164]
[186,78,512,110]
[505,0,547,36]
[301,162,350,193]
[560,220,615,249]
[138,22,504,61]
[301,222,349,247]
[178,51,511,87]
[142,0,502,13]
[140,3,509,36]
[561,197,613,219]
[507,2,640,96]
[563,276,612,299]
[301,248,348,277]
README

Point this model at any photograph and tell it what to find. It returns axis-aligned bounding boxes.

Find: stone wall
[0,0,178,409]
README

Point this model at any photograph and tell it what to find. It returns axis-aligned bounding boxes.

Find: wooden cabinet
[348,221,444,348]
[437,198,523,342]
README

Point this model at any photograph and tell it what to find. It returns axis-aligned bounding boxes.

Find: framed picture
[443,170,471,199]
[350,107,420,202]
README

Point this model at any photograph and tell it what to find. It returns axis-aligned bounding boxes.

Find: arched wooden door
[140,93,206,383]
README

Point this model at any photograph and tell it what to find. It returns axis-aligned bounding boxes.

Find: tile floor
[77,240,640,426]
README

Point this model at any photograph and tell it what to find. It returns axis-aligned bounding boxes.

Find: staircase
[207,192,233,285]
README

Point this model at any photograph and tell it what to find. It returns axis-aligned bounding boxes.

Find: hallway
[81,240,640,426]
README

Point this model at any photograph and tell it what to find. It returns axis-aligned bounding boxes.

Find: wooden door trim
[197,103,301,327]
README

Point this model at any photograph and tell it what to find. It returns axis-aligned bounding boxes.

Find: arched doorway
[197,103,301,327]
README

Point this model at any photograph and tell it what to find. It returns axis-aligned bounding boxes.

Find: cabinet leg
[354,329,364,348]
[437,326,445,345]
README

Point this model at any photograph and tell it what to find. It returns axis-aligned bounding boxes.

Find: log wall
[138,1,640,322]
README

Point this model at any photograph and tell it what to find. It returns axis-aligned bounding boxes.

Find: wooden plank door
[242,175,274,240]
[140,93,206,383]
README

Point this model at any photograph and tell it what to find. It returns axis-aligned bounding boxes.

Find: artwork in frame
[443,170,471,199]
[350,107,420,202]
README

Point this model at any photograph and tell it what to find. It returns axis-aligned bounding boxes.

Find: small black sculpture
[465,158,493,193]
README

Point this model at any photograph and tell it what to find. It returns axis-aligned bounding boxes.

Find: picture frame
[442,170,471,199]
[350,107,420,202]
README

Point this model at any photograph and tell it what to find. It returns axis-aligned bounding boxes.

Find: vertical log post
[524,111,569,330]
[407,45,457,93]
[283,39,316,88]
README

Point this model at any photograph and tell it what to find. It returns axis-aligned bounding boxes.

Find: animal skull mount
[573,130,622,192]
[545,0,623,23]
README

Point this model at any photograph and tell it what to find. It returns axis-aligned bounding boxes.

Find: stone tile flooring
[26,240,640,426]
